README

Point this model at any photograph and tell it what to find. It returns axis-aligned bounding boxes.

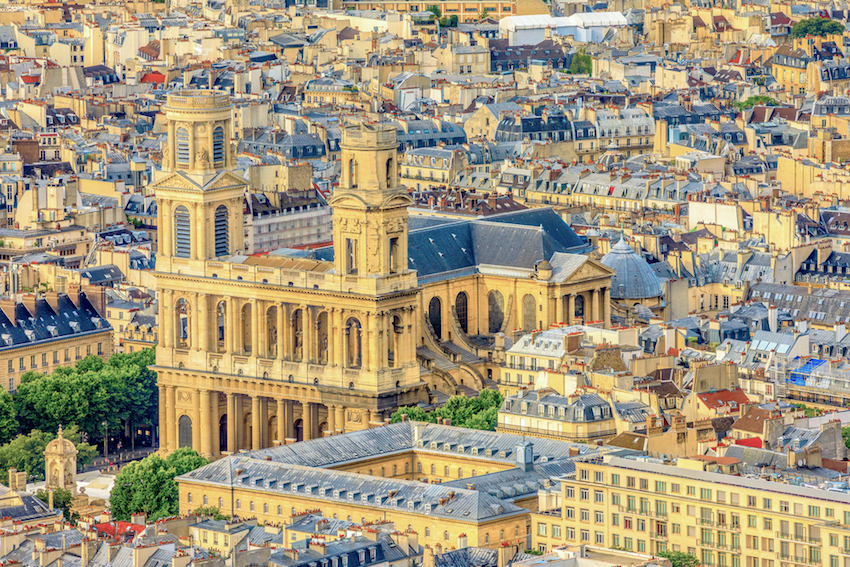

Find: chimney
[0,299,16,325]
[515,441,533,472]
[423,547,435,567]
[80,540,97,567]
[48,489,54,510]
[768,304,778,333]
[22,294,37,317]
[131,513,146,526]
[836,323,846,343]
[498,545,518,567]
[44,291,61,314]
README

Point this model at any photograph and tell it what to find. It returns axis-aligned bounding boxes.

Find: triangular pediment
[551,253,615,283]
[149,170,246,193]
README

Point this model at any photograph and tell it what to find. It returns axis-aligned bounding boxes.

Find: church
[153,90,615,459]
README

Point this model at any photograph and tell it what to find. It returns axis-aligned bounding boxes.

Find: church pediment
[149,171,201,192]
[551,254,615,283]
[567,258,616,282]
[149,170,246,194]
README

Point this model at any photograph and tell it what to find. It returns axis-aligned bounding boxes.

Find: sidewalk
[86,446,158,472]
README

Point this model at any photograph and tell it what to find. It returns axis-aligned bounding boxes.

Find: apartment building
[532,455,850,567]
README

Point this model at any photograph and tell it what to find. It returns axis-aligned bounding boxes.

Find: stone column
[285,401,294,439]
[226,393,236,453]
[211,397,220,458]
[260,397,268,447]
[302,402,313,441]
[603,288,612,329]
[593,289,601,322]
[200,389,212,458]
[250,299,259,355]
[197,293,208,352]
[235,394,243,451]
[335,406,345,434]
[303,306,313,363]
[252,395,261,450]
[158,385,167,451]
[161,290,173,348]
[379,312,388,369]
[225,300,235,354]
[277,304,285,359]
[364,313,372,371]
[568,294,576,325]
[191,203,201,260]
[328,308,336,366]
[257,301,267,358]
[192,389,201,452]
[166,386,177,452]
[277,399,286,444]
[326,405,335,437]
[162,200,173,258]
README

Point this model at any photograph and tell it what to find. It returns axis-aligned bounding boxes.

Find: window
[595,471,604,483]
[538,523,547,536]
[443,531,449,541]
[552,525,561,538]
[580,509,589,522]
[595,511,604,523]
[581,530,589,542]
[595,491,604,503]
[188,493,193,504]
[580,488,589,500]
[810,506,821,518]
[236,499,241,510]
[250,502,255,512]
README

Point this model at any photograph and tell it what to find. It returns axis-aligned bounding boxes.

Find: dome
[601,239,663,300]
[537,260,552,270]
[45,425,77,457]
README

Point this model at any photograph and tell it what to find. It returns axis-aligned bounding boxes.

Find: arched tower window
[176,128,190,164]
[456,292,468,333]
[214,205,229,256]
[386,157,393,187]
[213,126,225,165]
[522,294,536,332]
[173,205,191,258]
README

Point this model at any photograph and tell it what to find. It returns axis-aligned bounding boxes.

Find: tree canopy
[790,18,845,38]
[733,95,778,111]
[390,390,504,430]
[658,551,700,567]
[568,48,592,75]
[109,447,208,521]
[0,425,96,483]
[13,349,157,444]
[35,487,77,521]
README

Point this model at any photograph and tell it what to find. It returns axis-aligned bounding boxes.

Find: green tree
[568,48,592,75]
[0,425,95,483]
[191,506,230,520]
[734,95,779,111]
[843,426,850,450]
[0,391,18,444]
[109,447,208,521]
[658,551,700,567]
[479,8,489,19]
[427,4,441,18]
[390,390,503,431]
[35,487,78,521]
[790,18,845,38]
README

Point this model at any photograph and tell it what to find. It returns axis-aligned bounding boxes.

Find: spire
[57,424,63,440]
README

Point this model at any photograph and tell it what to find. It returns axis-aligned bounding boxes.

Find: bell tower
[153,89,245,271]
[330,123,413,280]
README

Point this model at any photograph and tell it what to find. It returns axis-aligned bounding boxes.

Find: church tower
[153,90,244,270]
[330,123,413,281]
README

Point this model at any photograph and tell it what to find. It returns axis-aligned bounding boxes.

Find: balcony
[618,506,667,519]
[698,519,741,531]
[777,553,820,565]
[776,532,821,545]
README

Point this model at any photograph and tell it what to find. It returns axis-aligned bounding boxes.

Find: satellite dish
[798,459,804,467]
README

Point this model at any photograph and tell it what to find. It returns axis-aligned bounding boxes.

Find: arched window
[428,296,442,339]
[213,126,225,164]
[386,157,393,187]
[176,128,190,164]
[218,497,223,507]
[444,531,449,541]
[575,295,585,321]
[214,205,229,257]
[173,205,191,258]
[522,294,536,332]
[178,415,192,448]
[455,292,468,333]
[488,291,505,333]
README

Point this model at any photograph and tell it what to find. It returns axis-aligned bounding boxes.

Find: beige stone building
[154,90,427,459]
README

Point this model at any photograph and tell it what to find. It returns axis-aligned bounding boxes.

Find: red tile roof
[93,522,144,537]
[697,387,750,410]
[735,436,763,448]
[140,72,166,85]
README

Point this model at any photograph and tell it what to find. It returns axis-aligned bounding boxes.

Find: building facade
[153,90,427,459]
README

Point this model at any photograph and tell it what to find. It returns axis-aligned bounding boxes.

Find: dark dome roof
[601,239,663,300]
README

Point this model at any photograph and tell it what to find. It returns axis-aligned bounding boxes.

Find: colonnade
[561,287,611,327]
[159,291,417,371]
[157,385,386,458]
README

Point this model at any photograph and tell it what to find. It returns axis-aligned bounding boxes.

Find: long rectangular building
[532,455,850,567]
